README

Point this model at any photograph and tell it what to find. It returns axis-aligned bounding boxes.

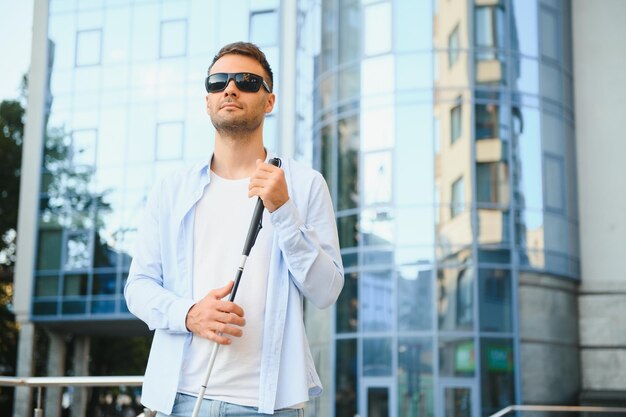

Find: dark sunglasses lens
[206,74,228,92]
[235,73,262,92]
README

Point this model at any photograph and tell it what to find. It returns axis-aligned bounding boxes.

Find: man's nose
[223,79,239,95]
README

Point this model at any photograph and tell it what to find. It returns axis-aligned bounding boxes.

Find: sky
[0,0,34,102]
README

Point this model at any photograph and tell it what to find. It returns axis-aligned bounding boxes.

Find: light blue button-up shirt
[124,155,344,414]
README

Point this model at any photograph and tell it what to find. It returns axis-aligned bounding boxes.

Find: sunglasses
[205,72,272,93]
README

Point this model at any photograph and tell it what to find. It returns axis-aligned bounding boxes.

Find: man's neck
[211,133,266,179]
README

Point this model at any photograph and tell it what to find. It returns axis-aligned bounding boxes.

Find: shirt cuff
[171,297,196,334]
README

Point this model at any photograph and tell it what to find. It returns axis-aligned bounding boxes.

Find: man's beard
[210,110,264,139]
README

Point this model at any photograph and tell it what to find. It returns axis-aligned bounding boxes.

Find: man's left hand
[249,159,289,212]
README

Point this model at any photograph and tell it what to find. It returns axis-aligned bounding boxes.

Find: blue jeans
[154,393,305,417]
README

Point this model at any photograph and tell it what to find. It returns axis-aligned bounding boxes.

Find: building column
[70,335,90,417]
[13,322,35,417]
[45,331,66,417]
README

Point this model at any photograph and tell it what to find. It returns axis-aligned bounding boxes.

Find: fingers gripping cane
[191,157,282,417]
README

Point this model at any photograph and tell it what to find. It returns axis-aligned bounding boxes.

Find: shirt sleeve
[123,180,195,333]
[270,173,344,309]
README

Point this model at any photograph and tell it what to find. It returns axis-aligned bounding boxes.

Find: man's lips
[221,102,242,109]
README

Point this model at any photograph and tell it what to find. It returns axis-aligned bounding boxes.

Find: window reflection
[65,231,92,271]
[335,338,358,417]
[479,269,512,332]
[448,25,460,68]
[451,177,465,218]
[398,337,434,417]
[364,2,391,56]
[361,269,393,331]
[439,338,475,377]
[363,151,392,206]
[338,214,359,249]
[481,338,515,416]
[438,264,474,331]
[363,338,392,376]
[338,115,359,210]
[160,19,187,58]
[339,0,360,64]
[398,265,433,331]
[75,29,102,67]
[474,4,505,60]
[336,272,358,333]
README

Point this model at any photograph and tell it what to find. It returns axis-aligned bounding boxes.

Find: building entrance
[438,379,478,417]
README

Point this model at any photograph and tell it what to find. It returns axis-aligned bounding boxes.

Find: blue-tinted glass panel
[62,300,87,315]
[361,269,393,332]
[63,274,88,296]
[397,266,432,331]
[338,214,359,249]
[363,337,392,377]
[33,301,58,316]
[438,266,474,331]
[335,338,358,417]
[398,337,434,417]
[92,273,117,296]
[481,338,515,417]
[338,115,359,211]
[75,29,102,67]
[160,19,187,58]
[336,272,358,333]
[395,0,432,52]
[364,2,391,56]
[35,276,60,297]
[511,0,538,57]
[250,10,278,47]
[440,338,475,377]
[91,299,116,314]
[65,231,92,271]
[479,269,512,332]
[338,0,360,64]
[37,229,62,270]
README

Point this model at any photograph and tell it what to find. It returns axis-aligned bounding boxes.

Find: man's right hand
[185,281,246,345]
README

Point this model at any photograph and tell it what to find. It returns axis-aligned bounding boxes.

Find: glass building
[20,1,626,417]
[295,0,577,417]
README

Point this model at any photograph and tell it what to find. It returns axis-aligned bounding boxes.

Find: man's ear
[265,93,276,114]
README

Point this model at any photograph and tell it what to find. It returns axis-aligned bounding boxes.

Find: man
[124,42,343,417]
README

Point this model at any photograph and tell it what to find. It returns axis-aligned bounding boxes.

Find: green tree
[0,98,24,416]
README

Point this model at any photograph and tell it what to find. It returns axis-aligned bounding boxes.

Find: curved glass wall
[33,0,282,323]
[296,0,576,416]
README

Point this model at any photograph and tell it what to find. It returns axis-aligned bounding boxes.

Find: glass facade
[295,0,576,416]
[33,0,282,323]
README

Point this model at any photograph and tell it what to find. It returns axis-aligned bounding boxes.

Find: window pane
[451,104,462,143]
[479,269,512,332]
[338,214,359,248]
[481,338,515,416]
[448,26,459,67]
[398,266,433,331]
[63,273,88,296]
[438,266,474,331]
[160,19,187,58]
[544,155,564,211]
[250,10,278,46]
[71,129,97,166]
[335,338,358,417]
[398,337,434,417]
[363,337,392,376]
[65,231,92,271]
[363,151,392,205]
[338,115,359,210]
[439,338,475,377]
[76,29,101,66]
[37,229,62,270]
[339,1,360,64]
[361,269,394,331]
[336,272,358,333]
[364,2,391,56]
[35,276,59,297]
[92,273,117,296]
[451,177,465,218]
[156,122,184,161]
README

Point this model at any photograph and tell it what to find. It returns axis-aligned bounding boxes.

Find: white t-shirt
[178,170,273,407]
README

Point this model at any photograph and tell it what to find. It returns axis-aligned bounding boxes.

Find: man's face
[205,54,275,136]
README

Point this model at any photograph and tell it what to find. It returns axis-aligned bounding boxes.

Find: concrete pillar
[519,273,580,404]
[13,323,35,417]
[45,331,66,417]
[573,0,626,405]
[70,335,90,417]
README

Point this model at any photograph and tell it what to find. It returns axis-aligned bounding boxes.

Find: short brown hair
[208,42,274,92]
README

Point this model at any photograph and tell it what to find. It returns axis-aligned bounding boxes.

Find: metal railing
[0,375,143,417]
[490,405,626,417]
